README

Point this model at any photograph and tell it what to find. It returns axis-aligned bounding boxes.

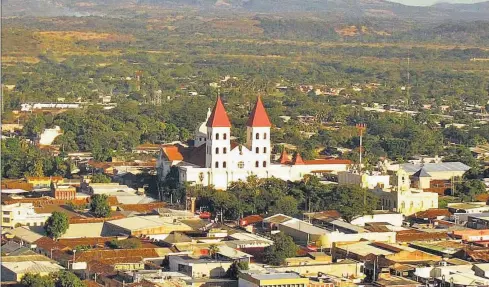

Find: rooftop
[246,272,303,280]
[1,261,64,274]
[400,162,470,174]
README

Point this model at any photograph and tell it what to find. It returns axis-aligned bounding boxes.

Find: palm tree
[208,244,219,259]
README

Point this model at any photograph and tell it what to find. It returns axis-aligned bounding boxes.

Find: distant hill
[2,0,489,22]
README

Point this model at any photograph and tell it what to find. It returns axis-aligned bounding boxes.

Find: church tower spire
[206,96,231,172]
[246,96,271,169]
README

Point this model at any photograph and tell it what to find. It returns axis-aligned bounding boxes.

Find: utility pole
[356,123,367,173]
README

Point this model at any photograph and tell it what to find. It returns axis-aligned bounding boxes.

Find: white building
[1,203,51,229]
[371,169,439,216]
[157,96,351,190]
[338,171,390,189]
[38,126,62,145]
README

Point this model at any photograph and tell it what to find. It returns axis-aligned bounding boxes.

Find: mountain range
[2,0,489,22]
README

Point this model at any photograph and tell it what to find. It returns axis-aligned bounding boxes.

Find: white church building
[157,96,352,190]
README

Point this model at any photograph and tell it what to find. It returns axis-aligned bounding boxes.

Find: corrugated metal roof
[1,261,64,274]
[401,162,470,174]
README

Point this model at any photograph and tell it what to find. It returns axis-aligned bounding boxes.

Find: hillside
[2,0,489,22]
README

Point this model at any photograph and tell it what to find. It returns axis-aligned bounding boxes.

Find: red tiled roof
[162,146,184,161]
[34,237,69,251]
[396,230,449,242]
[75,248,160,263]
[477,194,489,202]
[279,149,290,164]
[86,260,116,275]
[292,153,305,165]
[206,96,231,127]
[58,237,114,249]
[246,96,271,127]
[410,209,451,219]
[239,215,264,227]
[118,202,166,213]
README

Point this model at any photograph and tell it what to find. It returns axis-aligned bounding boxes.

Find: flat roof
[106,215,190,231]
[281,220,328,235]
[249,272,302,280]
[400,162,470,173]
[336,241,415,257]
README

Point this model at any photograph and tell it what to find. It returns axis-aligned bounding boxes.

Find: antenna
[356,123,367,173]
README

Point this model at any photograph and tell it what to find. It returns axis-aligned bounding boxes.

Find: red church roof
[247,96,271,127]
[292,153,305,165]
[279,149,290,164]
[207,96,231,127]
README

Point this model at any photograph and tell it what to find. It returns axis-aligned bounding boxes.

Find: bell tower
[246,96,272,169]
[205,96,231,170]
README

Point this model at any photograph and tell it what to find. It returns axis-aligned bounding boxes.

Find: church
[156,96,352,190]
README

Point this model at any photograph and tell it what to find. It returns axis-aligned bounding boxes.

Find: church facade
[157,96,352,190]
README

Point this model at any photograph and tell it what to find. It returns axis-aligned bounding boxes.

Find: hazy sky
[389,0,487,6]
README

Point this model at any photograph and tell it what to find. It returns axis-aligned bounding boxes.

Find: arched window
[215,162,219,168]
[238,161,244,169]
[255,147,259,153]
[223,133,227,140]
[255,133,259,140]
[255,161,259,168]
[263,161,267,167]
[263,147,267,153]
[223,147,227,154]
[215,147,219,154]
[216,133,220,140]
[264,133,267,139]
[223,161,227,168]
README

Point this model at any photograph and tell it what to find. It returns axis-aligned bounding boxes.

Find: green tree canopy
[56,271,85,287]
[264,233,298,266]
[90,194,111,218]
[44,212,69,240]
[91,174,112,183]
[21,273,55,287]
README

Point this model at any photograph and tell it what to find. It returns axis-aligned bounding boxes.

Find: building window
[3,211,10,215]
[255,161,259,168]
[256,133,259,139]
[264,133,267,139]
[223,147,227,154]
[223,162,227,168]
[263,161,267,167]
[256,147,259,153]
[215,162,219,168]
[3,218,10,223]
[263,147,267,153]
[216,133,220,140]
[238,161,244,169]
[223,133,227,140]
[215,147,219,154]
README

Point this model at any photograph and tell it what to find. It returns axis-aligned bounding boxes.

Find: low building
[467,214,489,229]
[51,185,77,200]
[169,255,234,278]
[374,275,422,287]
[103,215,193,236]
[26,176,63,188]
[338,171,391,189]
[448,202,489,214]
[1,255,64,282]
[1,203,51,229]
[239,272,309,287]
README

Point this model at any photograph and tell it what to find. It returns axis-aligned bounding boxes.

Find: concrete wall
[272,262,362,277]
[350,213,403,227]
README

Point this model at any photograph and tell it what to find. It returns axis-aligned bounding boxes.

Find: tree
[90,194,111,218]
[91,173,111,183]
[56,271,85,287]
[327,185,378,222]
[21,273,55,287]
[108,238,141,249]
[270,196,299,216]
[44,212,69,240]
[264,233,298,266]
[456,179,486,202]
[208,244,220,259]
[226,261,249,279]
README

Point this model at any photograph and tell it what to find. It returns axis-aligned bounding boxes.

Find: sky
[389,0,487,6]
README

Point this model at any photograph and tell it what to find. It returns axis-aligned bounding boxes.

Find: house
[51,185,77,200]
[238,272,309,287]
[448,202,489,214]
[1,256,64,282]
[168,255,234,278]
[374,276,422,287]
[1,203,51,229]
[26,176,63,188]
[103,215,193,236]
[157,96,351,190]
